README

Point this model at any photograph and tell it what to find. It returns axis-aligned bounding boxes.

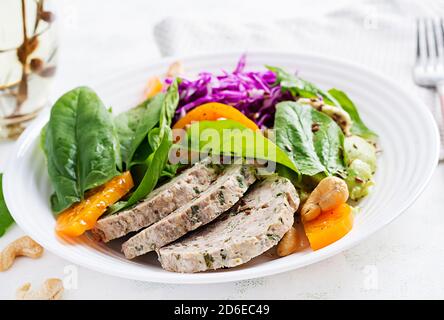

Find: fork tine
[416,18,421,59]
[417,18,428,64]
[439,18,444,59]
[426,18,436,60]
[431,18,441,59]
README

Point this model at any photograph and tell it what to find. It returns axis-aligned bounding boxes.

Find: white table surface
[1,0,444,300]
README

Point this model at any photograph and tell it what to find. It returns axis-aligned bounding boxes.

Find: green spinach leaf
[110,80,180,213]
[0,174,14,237]
[328,88,378,140]
[312,110,346,176]
[114,94,164,169]
[125,127,173,207]
[180,119,298,173]
[275,102,326,176]
[267,66,337,105]
[159,79,179,133]
[274,101,345,177]
[43,87,121,213]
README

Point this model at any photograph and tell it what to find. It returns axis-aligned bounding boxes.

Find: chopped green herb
[203,253,214,268]
[218,191,226,205]
[193,186,201,194]
[220,250,227,260]
[190,205,200,223]
[236,176,245,188]
[266,234,280,242]
[240,166,248,178]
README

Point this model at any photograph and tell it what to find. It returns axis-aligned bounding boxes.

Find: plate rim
[3,50,440,284]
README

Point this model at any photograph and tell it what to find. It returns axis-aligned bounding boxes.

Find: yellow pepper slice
[56,172,134,237]
[172,102,260,132]
[143,76,163,99]
[303,203,354,250]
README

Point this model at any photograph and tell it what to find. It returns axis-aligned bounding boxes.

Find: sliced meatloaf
[122,164,257,259]
[157,176,299,273]
[91,157,222,242]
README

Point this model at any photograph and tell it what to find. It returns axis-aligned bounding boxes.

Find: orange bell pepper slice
[303,203,354,251]
[143,76,163,99]
[172,102,259,132]
[56,171,134,237]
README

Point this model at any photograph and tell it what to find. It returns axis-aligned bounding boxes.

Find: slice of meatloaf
[91,158,222,242]
[157,176,299,273]
[122,164,257,259]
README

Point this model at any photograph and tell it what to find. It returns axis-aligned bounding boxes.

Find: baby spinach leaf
[311,110,346,176]
[43,87,121,213]
[126,81,179,199]
[0,174,14,237]
[159,79,179,134]
[328,88,378,140]
[114,93,164,169]
[181,119,298,173]
[109,80,180,213]
[125,128,173,208]
[275,102,326,176]
[267,66,337,105]
[274,101,345,177]
[148,127,163,150]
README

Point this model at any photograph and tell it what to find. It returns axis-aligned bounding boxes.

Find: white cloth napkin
[154,0,444,159]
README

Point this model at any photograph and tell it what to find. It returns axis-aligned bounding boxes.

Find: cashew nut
[277,220,310,257]
[16,278,64,300]
[277,227,299,257]
[298,98,352,136]
[166,61,184,78]
[0,236,44,272]
[301,176,349,222]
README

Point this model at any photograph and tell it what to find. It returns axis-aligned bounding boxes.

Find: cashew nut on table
[0,236,44,271]
[16,278,64,300]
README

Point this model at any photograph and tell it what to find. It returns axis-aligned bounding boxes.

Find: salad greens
[328,89,378,141]
[120,128,172,209]
[114,94,164,169]
[109,80,179,213]
[311,110,346,176]
[180,119,298,173]
[36,55,378,229]
[0,174,14,237]
[274,101,345,177]
[267,66,337,105]
[42,87,121,213]
[269,66,377,141]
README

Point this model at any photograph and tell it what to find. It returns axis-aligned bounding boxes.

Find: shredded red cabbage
[168,54,291,128]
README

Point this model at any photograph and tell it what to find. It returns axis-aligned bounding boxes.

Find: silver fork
[414,18,444,120]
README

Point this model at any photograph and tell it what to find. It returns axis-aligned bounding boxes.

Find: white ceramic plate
[3,52,440,284]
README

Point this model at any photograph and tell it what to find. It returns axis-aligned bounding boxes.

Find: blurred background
[53,0,444,93]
